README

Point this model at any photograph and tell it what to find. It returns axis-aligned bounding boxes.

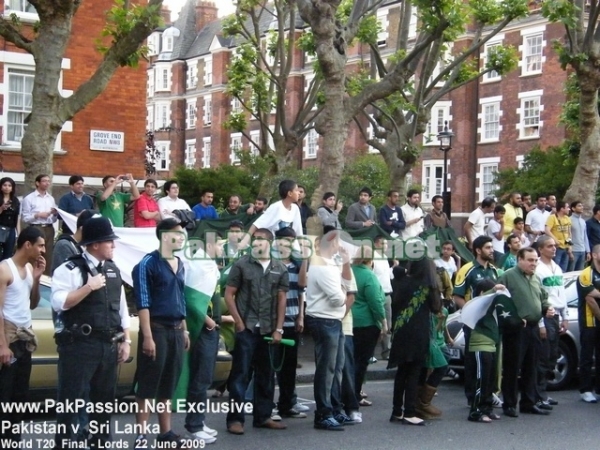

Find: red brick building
[0,1,147,189]
[149,0,567,219]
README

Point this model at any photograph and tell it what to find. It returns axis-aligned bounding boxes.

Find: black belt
[150,320,183,330]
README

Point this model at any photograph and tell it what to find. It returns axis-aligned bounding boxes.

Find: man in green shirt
[498,247,554,418]
[220,195,254,217]
[500,234,521,270]
[96,174,140,227]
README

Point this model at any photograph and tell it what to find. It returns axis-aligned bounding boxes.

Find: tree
[222,0,324,180]
[295,0,529,210]
[542,0,600,212]
[0,0,164,190]
[358,0,525,194]
[494,144,579,201]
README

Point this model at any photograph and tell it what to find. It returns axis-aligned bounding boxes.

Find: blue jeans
[306,316,344,419]
[553,248,569,272]
[568,251,586,272]
[185,326,219,433]
[332,333,358,414]
[226,329,275,426]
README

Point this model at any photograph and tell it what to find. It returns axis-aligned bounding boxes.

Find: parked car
[445,271,582,391]
[29,276,232,401]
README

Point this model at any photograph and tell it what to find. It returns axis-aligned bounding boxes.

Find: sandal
[359,399,372,407]
[212,390,224,398]
[468,414,492,423]
[488,413,501,420]
[360,391,368,399]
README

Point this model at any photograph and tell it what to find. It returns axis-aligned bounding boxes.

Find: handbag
[0,226,11,244]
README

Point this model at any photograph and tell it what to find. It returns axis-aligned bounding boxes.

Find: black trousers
[353,326,381,401]
[536,315,560,399]
[276,326,299,412]
[502,323,540,410]
[579,326,600,393]
[469,351,496,419]
[55,337,118,449]
[392,360,422,418]
[463,327,475,403]
[0,340,32,443]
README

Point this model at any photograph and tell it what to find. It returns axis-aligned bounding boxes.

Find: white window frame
[186,100,196,129]
[185,139,196,169]
[3,1,37,22]
[482,36,504,82]
[230,132,242,164]
[163,35,174,53]
[519,27,546,76]
[154,65,171,92]
[204,56,213,86]
[147,32,160,56]
[408,7,418,40]
[249,130,260,156]
[516,154,525,169]
[155,141,170,172]
[425,101,452,146]
[517,90,543,140]
[186,61,198,90]
[146,106,154,131]
[202,137,211,168]
[376,9,389,47]
[155,102,170,129]
[203,95,212,125]
[147,69,155,98]
[429,44,453,87]
[303,128,318,159]
[421,160,446,203]
[478,96,502,143]
[4,68,34,145]
[476,157,500,202]
[231,96,242,114]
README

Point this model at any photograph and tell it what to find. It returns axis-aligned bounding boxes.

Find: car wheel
[547,339,575,391]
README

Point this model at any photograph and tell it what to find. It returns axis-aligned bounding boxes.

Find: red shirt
[134,193,159,227]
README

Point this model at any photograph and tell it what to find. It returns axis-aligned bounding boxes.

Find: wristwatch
[275,328,284,335]
[124,339,132,344]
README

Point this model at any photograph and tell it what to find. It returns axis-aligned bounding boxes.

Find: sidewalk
[295,333,395,384]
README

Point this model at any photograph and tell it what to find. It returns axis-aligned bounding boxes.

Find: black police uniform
[54,255,123,449]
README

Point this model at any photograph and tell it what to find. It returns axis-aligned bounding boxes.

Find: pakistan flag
[173,250,220,409]
[495,293,522,330]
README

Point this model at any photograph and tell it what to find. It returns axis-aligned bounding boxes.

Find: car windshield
[31,284,52,320]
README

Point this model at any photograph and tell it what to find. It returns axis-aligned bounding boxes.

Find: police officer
[51,217,131,449]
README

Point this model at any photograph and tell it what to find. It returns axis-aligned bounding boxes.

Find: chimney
[160,6,171,24]
[196,1,218,32]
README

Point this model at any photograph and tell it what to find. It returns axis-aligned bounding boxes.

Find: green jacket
[498,267,549,322]
[351,264,386,329]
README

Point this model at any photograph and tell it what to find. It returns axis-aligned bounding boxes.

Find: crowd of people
[1,175,600,448]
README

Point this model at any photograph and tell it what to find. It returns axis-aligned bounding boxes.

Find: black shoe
[520,405,550,415]
[503,407,519,418]
[314,417,344,431]
[546,397,558,406]
[333,412,355,426]
[535,401,553,411]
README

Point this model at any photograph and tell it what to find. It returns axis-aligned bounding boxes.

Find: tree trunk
[21,8,74,191]
[564,78,600,215]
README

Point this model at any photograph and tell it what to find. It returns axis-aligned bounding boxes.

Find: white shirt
[252,200,303,237]
[435,257,457,279]
[535,259,568,321]
[157,196,192,220]
[400,204,424,239]
[372,251,393,294]
[51,251,130,329]
[467,208,487,241]
[525,208,550,241]
[486,219,505,254]
[306,256,349,320]
[1,259,33,328]
[21,190,58,225]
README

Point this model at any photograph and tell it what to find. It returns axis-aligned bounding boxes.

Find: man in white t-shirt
[400,190,424,240]
[434,241,458,279]
[464,197,496,248]
[535,235,566,407]
[248,180,303,238]
[486,205,506,263]
[157,180,192,220]
[525,195,550,243]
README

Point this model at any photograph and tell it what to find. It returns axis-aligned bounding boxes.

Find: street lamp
[437,121,454,220]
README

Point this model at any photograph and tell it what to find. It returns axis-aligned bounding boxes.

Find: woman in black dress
[388,258,441,425]
[0,177,20,261]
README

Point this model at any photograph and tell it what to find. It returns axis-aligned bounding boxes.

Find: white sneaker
[581,391,598,403]
[188,430,217,444]
[202,423,218,437]
[349,411,362,423]
[492,393,503,408]
[294,403,310,412]
[271,408,282,421]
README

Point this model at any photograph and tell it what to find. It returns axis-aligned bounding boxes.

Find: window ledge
[304,155,317,160]
[479,139,501,144]
[0,145,67,155]
[481,77,501,84]
[517,135,540,141]
[2,11,38,24]
[520,71,542,78]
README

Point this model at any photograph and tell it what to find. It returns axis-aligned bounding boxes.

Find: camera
[565,239,573,246]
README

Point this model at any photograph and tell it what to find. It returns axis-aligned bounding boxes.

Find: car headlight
[218,335,227,352]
